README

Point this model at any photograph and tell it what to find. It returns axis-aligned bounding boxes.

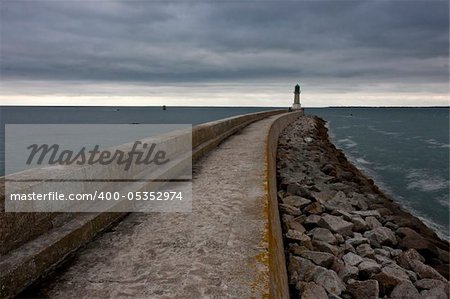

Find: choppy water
[1,106,448,240]
[307,107,449,241]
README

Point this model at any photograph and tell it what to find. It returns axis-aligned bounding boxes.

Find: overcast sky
[0,1,448,106]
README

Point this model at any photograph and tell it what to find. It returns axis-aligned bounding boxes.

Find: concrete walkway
[27,116,279,298]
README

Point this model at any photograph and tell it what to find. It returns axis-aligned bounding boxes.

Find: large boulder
[300,250,335,268]
[312,240,340,256]
[326,191,354,211]
[351,216,369,232]
[298,282,328,299]
[338,264,359,282]
[352,210,381,218]
[342,252,363,266]
[286,230,313,249]
[310,227,337,244]
[396,248,425,269]
[373,266,411,295]
[415,279,450,296]
[390,280,420,299]
[347,280,379,299]
[396,227,439,258]
[356,243,375,259]
[420,287,448,299]
[304,202,324,214]
[280,195,311,209]
[288,256,316,282]
[312,268,346,296]
[318,214,354,236]
[366,216,382,229]
[364,227,397,248]
[409,259,447,281]
[279,204,302,216]
[358,260,381,279]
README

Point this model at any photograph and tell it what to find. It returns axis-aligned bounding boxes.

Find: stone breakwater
[277,116,449,298]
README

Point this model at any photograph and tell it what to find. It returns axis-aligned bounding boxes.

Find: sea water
[308,107,449,241]
[1,106,448,240]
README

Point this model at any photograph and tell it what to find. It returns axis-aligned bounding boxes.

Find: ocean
[1,106,449,240]
[308,107,449,241]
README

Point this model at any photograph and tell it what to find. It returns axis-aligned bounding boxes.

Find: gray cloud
[0,1,448,93]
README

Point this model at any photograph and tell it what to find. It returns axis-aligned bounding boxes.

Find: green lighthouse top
[294,84,301,94]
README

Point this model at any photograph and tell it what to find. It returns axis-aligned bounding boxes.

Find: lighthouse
[292,83,302,110]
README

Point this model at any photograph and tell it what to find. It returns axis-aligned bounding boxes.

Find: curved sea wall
[277,115,449,298]
[0,109,286,299]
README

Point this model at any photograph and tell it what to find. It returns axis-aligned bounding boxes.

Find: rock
[405,269,418,283]
[342,252,363,266]
[310,227,337,244]
[415,279,449,296]
[437,247,450,264]
[346,235,369,247]
[396,227,439,258]
[365,216,382,229]
[320,163,336,175]
[351,216,369,232]
[342,242,357,254]
[376,207,393,216]
[420,287,448,299]
[396,248,425,269]
[289,243,308,256]
[286,230,313,249]
[326,191,354,211]
[373,266,411,295]
[375,254,394,266]
[287,183,313,198]
[374,248,390,257]
[312,240,340,256]
[288,256,316,282]
[358,260,381,279]
[409,259,446,281]
[304,202,324,214]
[304,214,321,228]
[281,195,311,209]
[312,190,338,204]
[313,268,346,296]
[356,243,375,259]
[334,233,344,244]
[385,221,398,231]
[347,280,379,299]
[334,209,353,221]
[390,280,420,299]
[364,227,397,248]
[318,214,354,237]
[390,248,403,258]
[298,282,328,299]
[280,204,302,216]
[331,257,345,273]
[300,250,335,268]
[338,264,359,282]
[352,210,381,218]
[352,193,370,210]
[285,220,306,233]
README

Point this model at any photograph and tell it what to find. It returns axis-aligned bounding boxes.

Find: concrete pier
[9,112,301,298]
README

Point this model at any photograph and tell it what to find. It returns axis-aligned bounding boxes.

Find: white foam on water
[337,138,357,148]
[355,157,372,165]
[368,125,401,137]
[406,169,449,192]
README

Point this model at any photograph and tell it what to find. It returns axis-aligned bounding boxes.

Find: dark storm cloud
[0,1,448,86]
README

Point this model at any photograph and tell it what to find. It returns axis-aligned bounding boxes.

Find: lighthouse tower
[292,84,302,110]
